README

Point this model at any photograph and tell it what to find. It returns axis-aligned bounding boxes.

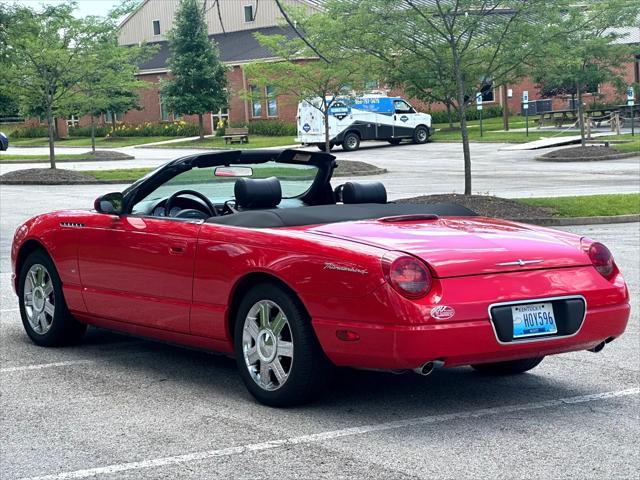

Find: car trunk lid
[308,216,589,278]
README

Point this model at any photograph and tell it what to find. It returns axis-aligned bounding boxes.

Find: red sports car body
[11,150,630,406]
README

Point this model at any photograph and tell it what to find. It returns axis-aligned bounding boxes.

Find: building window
[153,20,161,36]
[244,5,254,22]
[159,95,170,121]
[635,55,640,84]
[480,81,495,102]
[266,86,278,117]
[104,111,124,124]
[67,115,79,128]
[250,85,262,117]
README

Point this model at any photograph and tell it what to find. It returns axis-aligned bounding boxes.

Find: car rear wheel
[18,250,86,347]
[342,132,360,151]
[234,283,332,406]
[388,138,402,145]
[412,126,430,144]
[471,357,544,375]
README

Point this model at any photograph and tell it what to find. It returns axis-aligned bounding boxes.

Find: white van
[296,94,432,151]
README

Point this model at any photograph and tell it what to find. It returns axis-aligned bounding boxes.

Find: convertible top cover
[207,202,477,228]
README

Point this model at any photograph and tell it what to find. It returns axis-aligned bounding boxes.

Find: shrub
[230,120,297,136]
[107,121,200,137]
[69,125,111,137]
[8,125,49,138]
[430,106,503,124]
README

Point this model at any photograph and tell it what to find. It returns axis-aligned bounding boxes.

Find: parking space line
[20,387,639,480]
[1,360,94,373]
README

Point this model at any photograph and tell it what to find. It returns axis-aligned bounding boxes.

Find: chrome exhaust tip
[588,341,606,353]
[413,360,444,376]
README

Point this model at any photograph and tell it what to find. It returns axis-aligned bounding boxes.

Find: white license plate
[512,302,558,338]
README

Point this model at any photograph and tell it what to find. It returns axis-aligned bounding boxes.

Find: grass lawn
[84,165,315,183]
[519,193,640,217]
[432,115,584,143]
[9,136,176,148]
[163,135,298,149]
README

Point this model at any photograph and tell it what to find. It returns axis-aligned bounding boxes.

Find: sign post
[476,92,483,137]
[522,90,529,137]
[627,87,635,137]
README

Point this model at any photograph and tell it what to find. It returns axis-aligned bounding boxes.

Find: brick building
[75,0,639,133]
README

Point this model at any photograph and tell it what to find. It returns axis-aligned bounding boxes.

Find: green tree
[161,0,228,140]
[532,1,639,146]
[3,4,110,168]
[244,9,371,153]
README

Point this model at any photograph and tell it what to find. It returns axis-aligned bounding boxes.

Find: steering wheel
[164,190,217,217]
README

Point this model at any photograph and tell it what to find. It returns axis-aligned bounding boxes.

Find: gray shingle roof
[139,26,297,70]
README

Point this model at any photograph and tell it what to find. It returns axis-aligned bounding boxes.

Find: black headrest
[340,181,387,204]
[234,176,282,209]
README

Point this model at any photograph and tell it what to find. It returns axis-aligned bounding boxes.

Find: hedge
[229,120,297,137]
[430,106,504,124]
[8,126,49,138]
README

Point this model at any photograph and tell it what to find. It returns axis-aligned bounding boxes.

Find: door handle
[169,244,186,255]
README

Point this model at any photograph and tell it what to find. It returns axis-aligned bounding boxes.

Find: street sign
[522,90,529,109]
[507,88,513,98]
[476,92,483,110]
[627,87,635,106]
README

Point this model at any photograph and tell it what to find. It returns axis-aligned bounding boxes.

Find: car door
[77,213,200,334]
[392,99,418,138]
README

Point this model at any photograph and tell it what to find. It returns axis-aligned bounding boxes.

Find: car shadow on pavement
[67,326,594,419]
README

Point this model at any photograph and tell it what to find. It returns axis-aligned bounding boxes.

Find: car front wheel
[471,357,544,375]
[234,283,332,407]
[412,125,430,144]
[18,250,86,347]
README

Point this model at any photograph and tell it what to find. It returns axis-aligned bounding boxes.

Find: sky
[13,0,125,18]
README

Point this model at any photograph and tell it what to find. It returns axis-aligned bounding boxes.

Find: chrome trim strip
[487,294,587,345]
[496,259,544,267]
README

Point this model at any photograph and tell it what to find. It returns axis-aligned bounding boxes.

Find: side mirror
[94,192,124,215]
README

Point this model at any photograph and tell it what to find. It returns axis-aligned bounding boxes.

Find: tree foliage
[161,0,228,139]
[244,7,373,152]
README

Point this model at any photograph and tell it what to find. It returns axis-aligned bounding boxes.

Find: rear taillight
[382,253,432,298]
[583,240,617,280]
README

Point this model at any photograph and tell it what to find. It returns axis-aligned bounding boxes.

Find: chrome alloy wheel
[23,263,55,335]
[345,135,358,149]
[242,300,294,391]
[416,128,427,142]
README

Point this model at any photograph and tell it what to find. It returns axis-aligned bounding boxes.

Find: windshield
[131,162,319,213]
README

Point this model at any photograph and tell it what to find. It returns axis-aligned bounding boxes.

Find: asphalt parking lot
[1,183,639,479]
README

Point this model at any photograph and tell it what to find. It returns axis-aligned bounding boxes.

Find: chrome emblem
[496,259,544,267]
[430,305,455,320]
[323,262,368,275]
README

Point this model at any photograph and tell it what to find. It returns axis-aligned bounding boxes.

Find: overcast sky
[15,0,125,18]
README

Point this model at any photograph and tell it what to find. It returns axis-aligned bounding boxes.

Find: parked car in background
[0,132,8,151]
[297,93,432,151]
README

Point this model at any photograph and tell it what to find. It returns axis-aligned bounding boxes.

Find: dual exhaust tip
[413,360,445,376]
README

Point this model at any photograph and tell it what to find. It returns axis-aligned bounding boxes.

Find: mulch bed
[0,150,134,164]
[0,168,103,185]
[335,160,387,176]
[537,145,637,162]
[396,193,554,219]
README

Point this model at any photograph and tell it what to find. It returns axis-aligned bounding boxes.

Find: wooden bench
[223,127,249,144]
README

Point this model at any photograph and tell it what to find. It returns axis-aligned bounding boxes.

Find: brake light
[382,254,432,298]
[584,240,617,280]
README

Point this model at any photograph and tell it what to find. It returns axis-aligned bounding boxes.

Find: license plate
[512,302,557,338]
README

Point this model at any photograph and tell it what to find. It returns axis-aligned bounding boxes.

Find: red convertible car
[11,149,630,406]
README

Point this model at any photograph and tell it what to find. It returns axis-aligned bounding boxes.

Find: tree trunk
[576,82,585,147]
[53,116,60,141]
[198,113,205,140]
[453,54,472,195]
[324,109,331,153]
[47,105,56,169]
[502,85,509,131]
[111,114,118,138]
[446,103,454,128]
[90,114,96,153]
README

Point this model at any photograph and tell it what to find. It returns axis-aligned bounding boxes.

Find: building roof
[139,25,297,71]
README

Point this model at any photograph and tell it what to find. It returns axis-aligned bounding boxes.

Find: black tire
[18,250,86,347]
[412,125,430,144]
[471,357,544,375]
[316,143,333,152]
[342,132,360,151]
[233,283,332,407]
[388,138,402,145]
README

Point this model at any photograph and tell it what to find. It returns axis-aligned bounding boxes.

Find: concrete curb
[511,214,640,226]
[535,152,638,162]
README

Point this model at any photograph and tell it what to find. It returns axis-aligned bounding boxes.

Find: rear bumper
[312,302,630,370]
